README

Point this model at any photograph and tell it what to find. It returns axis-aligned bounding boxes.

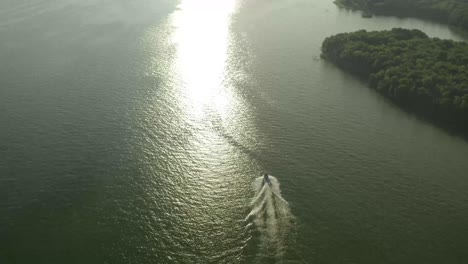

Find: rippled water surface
[2,0,468,263]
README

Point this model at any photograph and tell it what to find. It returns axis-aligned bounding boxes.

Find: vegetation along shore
[322,28,468,134]
[335,0,468,32]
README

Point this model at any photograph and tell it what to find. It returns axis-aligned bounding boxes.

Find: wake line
[245,175,295,262]
[271,189,289,204]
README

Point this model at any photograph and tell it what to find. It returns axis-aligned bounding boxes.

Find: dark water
[2,0,468,263]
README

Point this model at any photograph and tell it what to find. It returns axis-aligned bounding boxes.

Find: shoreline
[333,0,468,33]
[322,28,468,137]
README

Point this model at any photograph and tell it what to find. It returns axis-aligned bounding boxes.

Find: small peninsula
[322,28,468,132]
[335,0,468,32]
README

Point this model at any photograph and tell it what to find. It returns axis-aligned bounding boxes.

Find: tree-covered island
[321,28,468,133]
[335,0,468,32]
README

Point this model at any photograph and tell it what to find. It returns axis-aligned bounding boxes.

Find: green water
[1,0,468,263]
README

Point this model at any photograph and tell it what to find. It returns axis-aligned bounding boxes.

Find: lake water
[1,0,468,263]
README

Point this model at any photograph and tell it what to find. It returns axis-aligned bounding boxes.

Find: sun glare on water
[172,0,237,118]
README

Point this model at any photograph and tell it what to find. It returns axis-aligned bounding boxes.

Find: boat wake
[245,175,295,262]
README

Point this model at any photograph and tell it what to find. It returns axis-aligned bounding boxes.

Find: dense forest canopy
[335,0,468,31]
[322,28,468,132]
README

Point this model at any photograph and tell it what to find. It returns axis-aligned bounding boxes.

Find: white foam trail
[246,175,295,261]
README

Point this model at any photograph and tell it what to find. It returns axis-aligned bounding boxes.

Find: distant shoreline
[334,0,468,33]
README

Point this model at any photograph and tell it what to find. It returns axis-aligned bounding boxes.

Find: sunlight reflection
[172,0,237,118]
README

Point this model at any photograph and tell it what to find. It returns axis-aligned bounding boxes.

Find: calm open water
[1,0,468,263]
